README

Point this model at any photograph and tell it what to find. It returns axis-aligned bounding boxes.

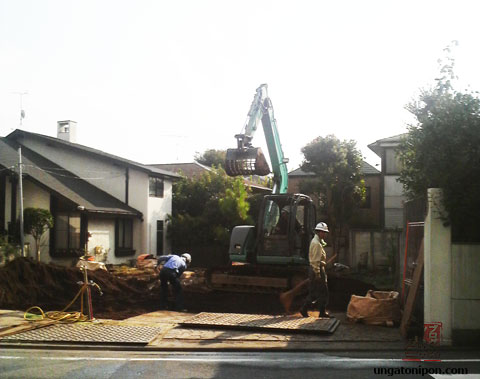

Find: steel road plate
[181,312,339,334]
[0,323,163,344]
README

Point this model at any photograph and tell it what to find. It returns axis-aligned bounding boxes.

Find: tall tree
[397,42,480,242]
[168,167,252,266]
[300,135,365,254]
[194,149,227,168]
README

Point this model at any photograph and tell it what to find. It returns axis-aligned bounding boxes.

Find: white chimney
[57,120,77,143]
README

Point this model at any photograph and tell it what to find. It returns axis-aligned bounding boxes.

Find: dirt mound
[0,258,160,319]
[0,258,378,319]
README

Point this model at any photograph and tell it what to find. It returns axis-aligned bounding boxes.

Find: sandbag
[346,290,401,326]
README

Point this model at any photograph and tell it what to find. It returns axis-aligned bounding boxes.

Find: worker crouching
[157,253,191,311]
[300,222,332,318]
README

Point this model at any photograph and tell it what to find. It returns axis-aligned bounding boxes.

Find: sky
[2,0,480,171]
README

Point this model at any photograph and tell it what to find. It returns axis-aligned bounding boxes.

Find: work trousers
[302,266,329,313]
[160,267,184,310]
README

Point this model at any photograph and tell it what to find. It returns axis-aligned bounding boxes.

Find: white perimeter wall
[451,244,480,332]
[424,188,480,345]
[424,188,452,344]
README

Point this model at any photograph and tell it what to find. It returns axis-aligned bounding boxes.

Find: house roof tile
[288,160,380,176]
[6,129,181,179]
[368,133,407,156]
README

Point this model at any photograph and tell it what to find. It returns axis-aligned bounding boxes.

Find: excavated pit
[0,258,376,320]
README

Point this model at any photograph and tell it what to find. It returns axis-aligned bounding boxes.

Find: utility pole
[18,147,25,257]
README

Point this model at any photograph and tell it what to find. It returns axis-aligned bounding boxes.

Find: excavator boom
[212,84,316,294]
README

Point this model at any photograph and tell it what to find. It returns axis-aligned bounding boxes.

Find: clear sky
[2,0,480,171]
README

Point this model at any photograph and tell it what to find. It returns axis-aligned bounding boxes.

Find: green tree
[397,42,480,242]
[23,207,54,261]
[300,135,365,254]
[194,149,227,168]
[167,167,252,266]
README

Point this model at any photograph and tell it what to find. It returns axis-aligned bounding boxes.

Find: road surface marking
[0,355,479,363]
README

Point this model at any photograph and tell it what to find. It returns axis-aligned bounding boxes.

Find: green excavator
[209,84,317,292]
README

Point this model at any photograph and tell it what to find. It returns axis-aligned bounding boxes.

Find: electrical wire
[0,165,16,173]
[23,280,98,324]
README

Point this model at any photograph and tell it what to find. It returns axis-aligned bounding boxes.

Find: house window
[149,177,164,198]
[156,220,164,255]
[54,213,81,253]
[115,218,134,256]
[360,187,372,208]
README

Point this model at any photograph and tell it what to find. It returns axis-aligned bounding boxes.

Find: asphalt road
[1,348,480,379]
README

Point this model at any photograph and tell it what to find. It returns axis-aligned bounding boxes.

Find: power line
[0,165,16,173]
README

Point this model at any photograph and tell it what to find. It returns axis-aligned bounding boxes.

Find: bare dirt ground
[0,258,376,320]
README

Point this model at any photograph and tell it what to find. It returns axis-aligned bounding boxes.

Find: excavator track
[207,263,307,294]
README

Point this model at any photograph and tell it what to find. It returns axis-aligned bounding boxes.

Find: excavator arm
[212,84,317,293]
[225,84,289,194]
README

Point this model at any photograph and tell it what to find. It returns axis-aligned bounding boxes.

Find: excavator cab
[228,194,316,266]
[256,194,316,265]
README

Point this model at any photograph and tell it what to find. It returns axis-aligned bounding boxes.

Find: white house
[0,123,180,266]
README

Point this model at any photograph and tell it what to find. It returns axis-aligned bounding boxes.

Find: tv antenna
[12,91,28,127]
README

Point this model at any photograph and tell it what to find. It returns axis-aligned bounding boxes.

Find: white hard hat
[315,222,329,233]
[181,253,191,264]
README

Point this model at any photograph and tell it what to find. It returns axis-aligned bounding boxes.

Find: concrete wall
[451,243,480,345]
[423,188,480,346]
[424,188,452,345]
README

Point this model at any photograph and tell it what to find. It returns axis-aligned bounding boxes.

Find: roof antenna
[12,91,28,128]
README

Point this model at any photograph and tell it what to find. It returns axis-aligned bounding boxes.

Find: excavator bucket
[225,147,271,176]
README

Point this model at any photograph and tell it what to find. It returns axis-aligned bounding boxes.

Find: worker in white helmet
[156,252,191,311]
[300,222,331,318]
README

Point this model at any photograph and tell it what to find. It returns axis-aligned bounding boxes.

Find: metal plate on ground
[180,312,340,334]
[0,323,163,344]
